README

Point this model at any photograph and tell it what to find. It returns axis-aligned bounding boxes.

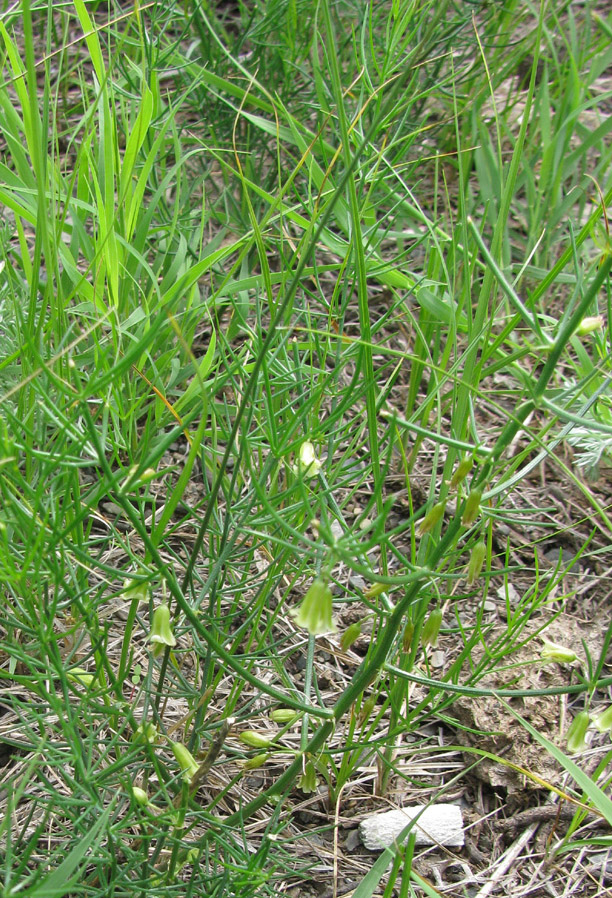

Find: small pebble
[344,829,361,852]
[331,520,343,540]
[496,583,520,605]
[543,546,576,566]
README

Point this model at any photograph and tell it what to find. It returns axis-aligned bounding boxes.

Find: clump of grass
[1,0,611,895]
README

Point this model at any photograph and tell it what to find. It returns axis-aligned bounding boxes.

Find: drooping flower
[149,603,176,655]
[450,457,474,489]
[421,608,443,648]
[592,705,612,734]
[566,711,590,754]
[294,441,322,479]
[298,760,318,793]
[171,741,199,782]
[364,582,386,600]
[462,489,482,526]
[402,618,415,654]
[121,577,149,603]
[132,721,158,745]
[540,638,577,665]
[467,540,487,585]
[290,577,337,636]
[576,315,604,336]
[358,695,377,725]
[340,621,361,652]
[418,501,446,536]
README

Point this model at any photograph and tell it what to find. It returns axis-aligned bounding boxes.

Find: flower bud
[363,582,386,600]
[358,695,377,725]
[566,711,590,754]
[66,667,96,688]
[418,501,446,536]
[149,603,176,655]
[467,540,486,585]
[402,619,415,653]
[132,786,150,807]
[269,709,300,723]
[540,639,577,665]
[122,465,158,491]
[340,621,361,651]
[422,608,443,648]
[171,741,199,782]
[132,786,160,812]
[592,705,612,734]
[461,489,482,526]
[289,577,337,637]
[239,731,274,749]
[242,753,270,770]
[450,457,474,489]
[298,760,318,793]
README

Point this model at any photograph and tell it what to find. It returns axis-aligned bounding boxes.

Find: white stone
[360,804,464,850]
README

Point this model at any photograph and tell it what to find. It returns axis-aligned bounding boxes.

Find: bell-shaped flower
[132,721,158,744]
[418,501,446,536]
[298,759,318,793]
[290,577,337,636]
[462,489,482,526]
[576,315,604,336]
[402,618,415,654]
[341,621,361,652]
[171,741,200,782]
[591,705,612,734]
[422,608,443,648]
[566,711,590,754]
[149,603,176,656]
[467,540,486,585]
[294,441,322,479]
[121,578,149,604]
[450,457,474,490]
[540,638,577,665]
